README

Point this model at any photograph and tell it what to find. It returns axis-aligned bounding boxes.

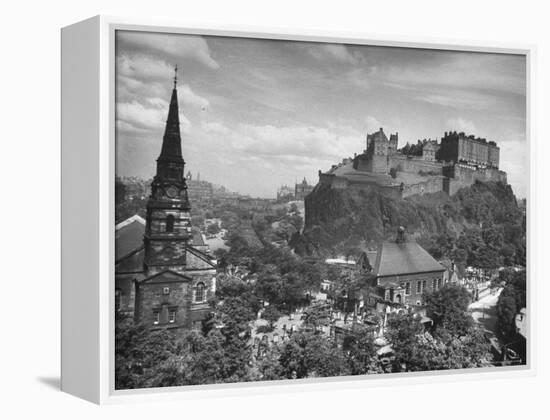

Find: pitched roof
[115,214,215,272]
[192,229,206,246]
[140,269,193,284]
[115,215,145,262]
[374,240,445,277]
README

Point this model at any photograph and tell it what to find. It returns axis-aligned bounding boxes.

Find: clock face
[166,186,178,198]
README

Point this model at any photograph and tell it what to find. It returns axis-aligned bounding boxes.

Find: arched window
[195,282,205,303]
[166,215,175,232]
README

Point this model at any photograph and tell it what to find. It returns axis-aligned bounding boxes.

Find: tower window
[194,282,206,303]
[166,215,175,232]
[169,310,176,323]
[153,310,160,325]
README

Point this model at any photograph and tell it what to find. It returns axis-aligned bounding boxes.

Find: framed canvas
[61,16,534,404]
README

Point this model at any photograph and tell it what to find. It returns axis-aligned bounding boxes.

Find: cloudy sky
[115,31,527,198]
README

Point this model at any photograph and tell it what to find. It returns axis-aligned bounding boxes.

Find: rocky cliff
[294,180,524,262]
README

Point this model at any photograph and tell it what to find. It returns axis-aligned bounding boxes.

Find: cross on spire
[173,64,178,89]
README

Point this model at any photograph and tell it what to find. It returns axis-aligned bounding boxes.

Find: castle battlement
[320,128,506,199]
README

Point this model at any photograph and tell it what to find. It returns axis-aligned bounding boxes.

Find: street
[469,288,502,335]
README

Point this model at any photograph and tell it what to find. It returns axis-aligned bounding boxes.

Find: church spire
[157,65,183,166]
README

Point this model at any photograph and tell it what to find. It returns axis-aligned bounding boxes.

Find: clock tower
[144,67,192,274]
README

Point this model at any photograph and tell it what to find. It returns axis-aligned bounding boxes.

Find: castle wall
[443,165,507,194]
[389,155,444,175]
[401,176,446,198]
[353,154,373,172]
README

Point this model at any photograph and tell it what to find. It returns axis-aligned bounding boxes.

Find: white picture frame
[61,15,535,404]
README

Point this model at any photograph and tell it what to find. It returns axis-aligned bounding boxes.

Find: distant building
[277,184,295,202]
[186,171,214,203]
[438,131,500,168]
[295,177,314,200]
[372,227,446,306]
[353,128,399,173]
[422,140,440,161]
[319,127,506,199]
[277,178,314,202]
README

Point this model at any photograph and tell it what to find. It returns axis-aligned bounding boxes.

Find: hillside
[294,181,525,267]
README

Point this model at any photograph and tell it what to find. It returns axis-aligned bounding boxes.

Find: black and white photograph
[114,30,527,390]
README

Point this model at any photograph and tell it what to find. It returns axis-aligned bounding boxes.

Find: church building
[373,227,446,306]
[115,70,217,331]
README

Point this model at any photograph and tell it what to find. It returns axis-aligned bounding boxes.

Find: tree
[206,223,220,235]
[342,324,378,375]
[279,332,349,379]
[217,296,256,382]
[262,305,282,329]
[303,303,331,331]
[115,314,180,389]
[496,270,526,339]
[386,312,426,372]
[424,284,473,337]
[386,312,491,372]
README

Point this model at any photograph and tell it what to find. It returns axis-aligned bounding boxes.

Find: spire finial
[173,65,178,89]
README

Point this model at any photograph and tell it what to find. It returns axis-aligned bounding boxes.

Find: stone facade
[354,128,398,173]
[377,271,445,306]
[135,270,213,330]
[439,131,500,168]
[373,231,446,306]
[115,74,216,331]
[295,178,314,200]
[320,128,507,199]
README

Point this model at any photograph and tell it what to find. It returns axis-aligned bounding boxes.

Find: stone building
[422,140,440,161]
[319,127,506,199]
[353,128,399,173]
[186,171,214,203]
[294,177,314,200]
[373,228,446,306]
[115,73,216,331]
[277,185,294,202]
[438,131,500,168]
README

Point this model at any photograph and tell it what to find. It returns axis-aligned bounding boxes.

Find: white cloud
[178,84,210,110]
[221,123,361,169]
[384,53,525,96]
[116,101,191,134]
[417,90,495,110]
[117,101,165,130]
[118,54,173,79]
[309,44,366,66]
[446,117,477,134]
[117,31,219,69]
[364,115,384,133]
[202,121,230,135]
